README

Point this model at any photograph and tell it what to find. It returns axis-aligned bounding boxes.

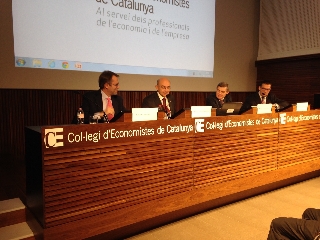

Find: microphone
[102,111,109,123]
[166,99,172,119]
[166,109,171,119]
[163,105,171,119]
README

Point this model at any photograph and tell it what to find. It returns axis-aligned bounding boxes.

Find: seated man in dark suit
[239,80,290,114]
[267,208,320,240]
[142,77,175,116]
[82,70,126,123]
[206,82,232,108]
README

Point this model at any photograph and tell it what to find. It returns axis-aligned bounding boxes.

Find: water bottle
[77,108,84,124]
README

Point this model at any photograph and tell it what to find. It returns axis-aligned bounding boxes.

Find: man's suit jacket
[239,92,289,114]
[81,90,125,124]
[142,92,176,115]
[206,93,232,108]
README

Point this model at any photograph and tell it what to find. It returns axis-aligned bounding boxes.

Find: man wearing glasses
[142,77,176,116]
[81,70,126,123]
[239,80,289,114]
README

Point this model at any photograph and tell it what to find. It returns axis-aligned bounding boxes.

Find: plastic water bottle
[77,108,84,124]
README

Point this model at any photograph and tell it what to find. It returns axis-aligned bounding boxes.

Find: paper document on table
[132,108,158,122]
[296,102,308,112]
[191,106,212,118]
[256,104,272,114]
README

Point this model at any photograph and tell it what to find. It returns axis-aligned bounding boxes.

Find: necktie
[107,97,114,120]
[219,99,224,108]
[162,98,167,112]
[262,97,266,104]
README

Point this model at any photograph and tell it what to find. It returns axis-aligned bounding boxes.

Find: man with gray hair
[206,82,232,108]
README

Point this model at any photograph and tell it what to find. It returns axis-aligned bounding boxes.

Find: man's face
[156,78,171,97]
[104,75,119,96]
[259,83,271,97]
[215,86,229,100]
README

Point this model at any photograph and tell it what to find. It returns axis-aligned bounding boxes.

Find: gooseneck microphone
[164,105,171,119]
[102,111,109,123]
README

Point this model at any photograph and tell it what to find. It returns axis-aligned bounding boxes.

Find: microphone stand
[103,111,109,123]
[165,110,171,119]
[159,104,172,119]
[163,106,171,119]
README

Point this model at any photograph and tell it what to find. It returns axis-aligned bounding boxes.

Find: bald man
[142,78,176,115]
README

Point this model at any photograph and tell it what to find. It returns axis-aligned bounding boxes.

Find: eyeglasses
[160,85,171,90]
[108,83,119,87]
[261,87,271,91]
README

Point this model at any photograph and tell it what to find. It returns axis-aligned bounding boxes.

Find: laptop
[216,102,243,116]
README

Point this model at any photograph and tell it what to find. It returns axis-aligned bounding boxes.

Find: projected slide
[12,0,215,77]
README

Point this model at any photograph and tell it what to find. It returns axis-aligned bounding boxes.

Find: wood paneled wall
[256,54,320,106]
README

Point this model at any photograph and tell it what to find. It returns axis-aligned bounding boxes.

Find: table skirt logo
[280,113,287,124]
[195,119,205,133]
[44,128,64,148]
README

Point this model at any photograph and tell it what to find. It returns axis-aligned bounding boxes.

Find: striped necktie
[219,99,224,108]
[162,98,168,112]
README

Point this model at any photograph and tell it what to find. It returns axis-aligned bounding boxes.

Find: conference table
[25,108,320,240]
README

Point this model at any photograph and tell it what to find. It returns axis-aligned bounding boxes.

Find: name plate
[191,106,212,118]
[296,102,308,112]
[256,103,272,114]
[132,108,158,122]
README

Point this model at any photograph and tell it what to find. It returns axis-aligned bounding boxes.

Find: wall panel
[256,54,320,107]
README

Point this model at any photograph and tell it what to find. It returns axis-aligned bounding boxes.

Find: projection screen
[12,0,215,78]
